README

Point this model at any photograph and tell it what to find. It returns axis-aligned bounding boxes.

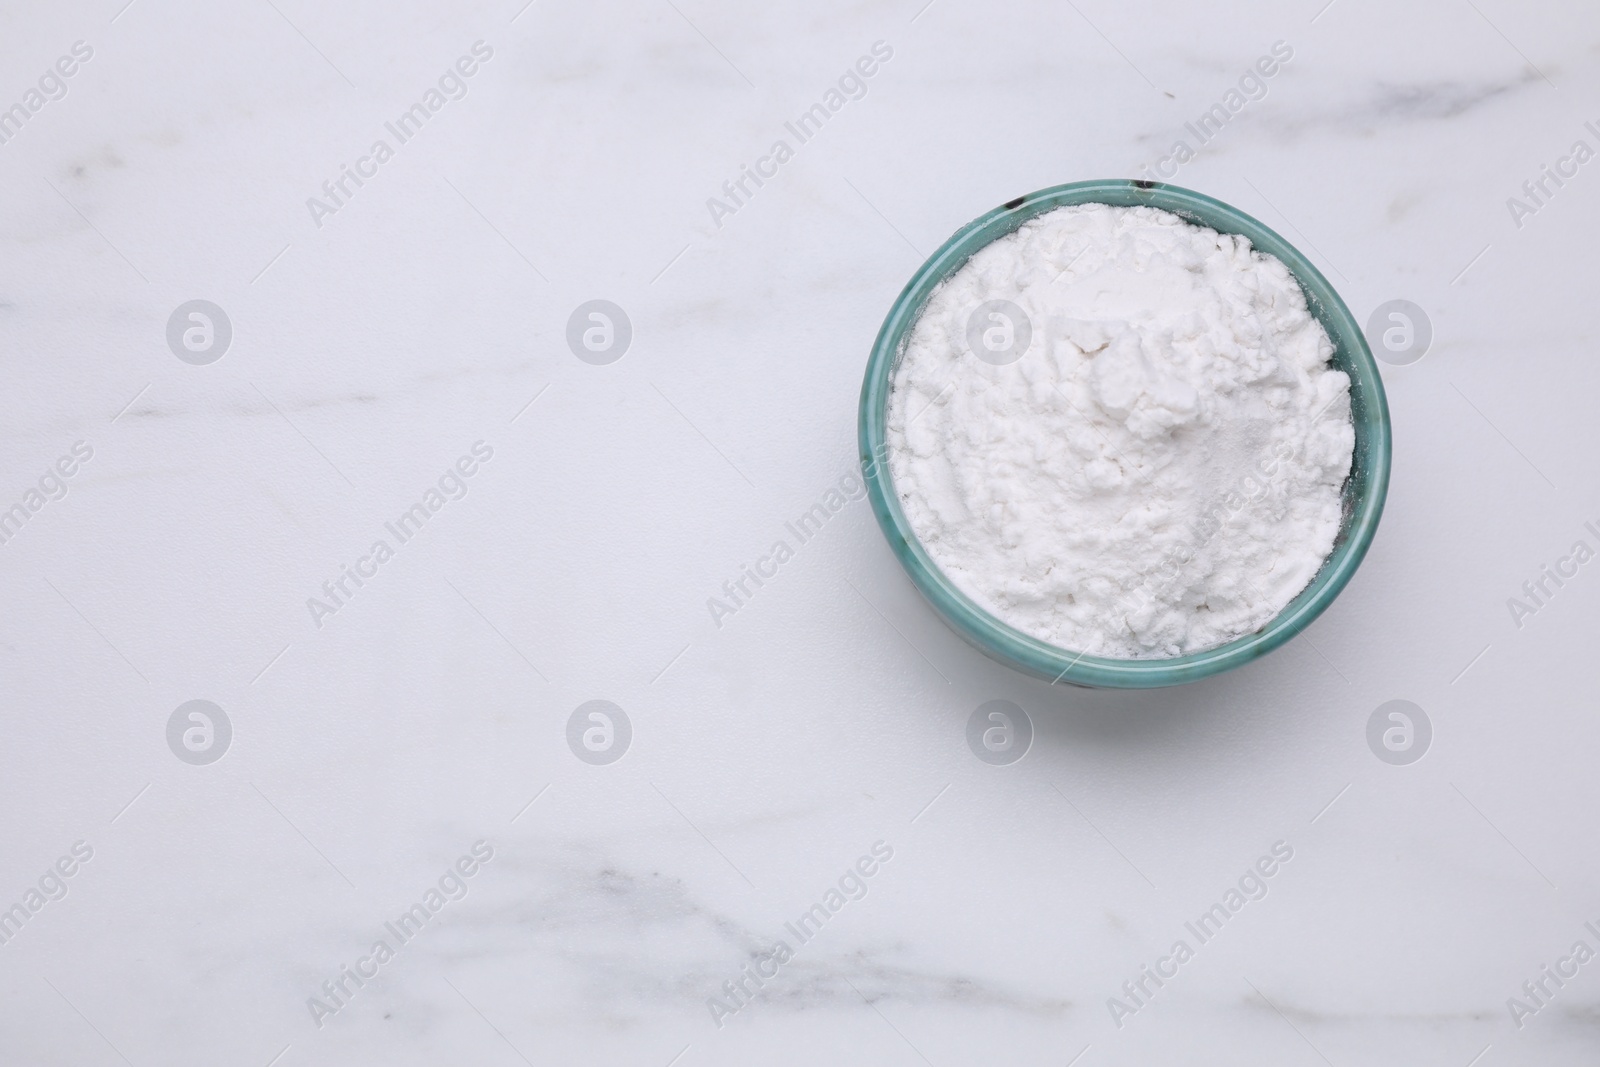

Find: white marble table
[2,0,1598,1063]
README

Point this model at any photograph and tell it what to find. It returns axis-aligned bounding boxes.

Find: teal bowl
[858,180,1391,689]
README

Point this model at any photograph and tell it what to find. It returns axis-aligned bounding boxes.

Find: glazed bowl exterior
[858,180,1392,689]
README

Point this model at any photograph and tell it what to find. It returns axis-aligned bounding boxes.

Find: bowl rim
[857,179,1392,689]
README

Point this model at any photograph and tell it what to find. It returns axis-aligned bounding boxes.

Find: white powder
[887,203,1355,659]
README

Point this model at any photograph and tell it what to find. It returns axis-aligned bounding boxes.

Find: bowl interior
[858,180,1392,689]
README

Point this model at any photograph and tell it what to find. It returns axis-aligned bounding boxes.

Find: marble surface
[2,0,1599,1063]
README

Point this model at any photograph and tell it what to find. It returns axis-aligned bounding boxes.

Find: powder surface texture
[887,203,1356,659]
